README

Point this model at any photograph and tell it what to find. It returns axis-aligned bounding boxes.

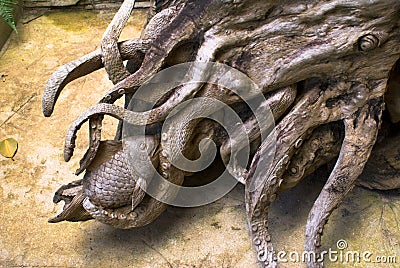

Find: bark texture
[42,1,400,267]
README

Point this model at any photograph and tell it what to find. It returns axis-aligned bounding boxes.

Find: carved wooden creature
[43,1,400,267]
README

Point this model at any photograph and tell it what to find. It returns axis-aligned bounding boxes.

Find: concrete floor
[0,10,399,268]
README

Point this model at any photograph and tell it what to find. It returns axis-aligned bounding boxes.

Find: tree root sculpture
[43,1,400,267]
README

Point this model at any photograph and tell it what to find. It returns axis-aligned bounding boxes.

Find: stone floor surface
[0,9,399,268]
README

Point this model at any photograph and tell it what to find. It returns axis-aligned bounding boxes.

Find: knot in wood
[358,34,380,52]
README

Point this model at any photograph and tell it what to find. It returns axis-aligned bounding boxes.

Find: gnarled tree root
[42,1,400,267]
[245,79,386,267]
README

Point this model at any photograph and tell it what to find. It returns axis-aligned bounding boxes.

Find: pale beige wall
[23,0,150,9]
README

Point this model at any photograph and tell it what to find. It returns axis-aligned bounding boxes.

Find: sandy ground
[0,9,400,268]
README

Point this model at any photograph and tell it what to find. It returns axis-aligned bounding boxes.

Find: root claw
[304,97,384,267]
[42,39,149,117]
[64,104,125,161]
[101,0,136,84]
[75,116,104,175]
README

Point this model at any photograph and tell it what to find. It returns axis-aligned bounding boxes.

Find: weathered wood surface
[42,1,400,267]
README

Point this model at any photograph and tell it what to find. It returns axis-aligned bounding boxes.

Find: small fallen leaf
[0,138,18,159]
